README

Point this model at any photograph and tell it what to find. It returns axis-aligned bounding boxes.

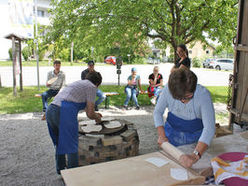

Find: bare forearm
[195,141,208,156]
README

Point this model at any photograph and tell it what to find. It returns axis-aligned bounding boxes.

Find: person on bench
[41,60,65,120]
[81,61,105,111]
[123,67,144,110]
[154,69,215,168]
[148,66,163,105]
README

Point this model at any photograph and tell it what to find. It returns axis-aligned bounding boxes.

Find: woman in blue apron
[154,69,215,168]
[46,71,102,174]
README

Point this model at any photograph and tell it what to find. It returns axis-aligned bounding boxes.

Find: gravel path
[0,104,240,185]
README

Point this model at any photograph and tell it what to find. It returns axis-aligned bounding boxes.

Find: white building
[0,0,51,61]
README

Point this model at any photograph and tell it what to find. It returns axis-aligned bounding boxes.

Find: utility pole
[35,0,40,90]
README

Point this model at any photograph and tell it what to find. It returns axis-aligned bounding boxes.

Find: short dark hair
[168,69,197,99]
[86,71,102,86]
[53,60,61,65]
[178,44,189,57]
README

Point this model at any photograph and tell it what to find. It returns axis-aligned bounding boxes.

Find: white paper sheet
[170,168,188,180]
[145,157,169,167]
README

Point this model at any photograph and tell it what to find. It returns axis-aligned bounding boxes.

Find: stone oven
[78,118,139,166]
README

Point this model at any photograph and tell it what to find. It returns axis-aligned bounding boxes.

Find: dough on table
[104,121,122,129]
[170,168,188,181]
[81,124,102,133]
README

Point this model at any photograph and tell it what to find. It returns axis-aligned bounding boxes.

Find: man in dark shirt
[81,61,105,111]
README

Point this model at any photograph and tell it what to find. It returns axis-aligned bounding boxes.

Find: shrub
[22,46,31,61]
[8,48,13,60]
[58,48,70,62]
[133,57,145,64]
[192,57,201,68]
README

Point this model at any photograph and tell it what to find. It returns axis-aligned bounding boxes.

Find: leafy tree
[48,0,238,62]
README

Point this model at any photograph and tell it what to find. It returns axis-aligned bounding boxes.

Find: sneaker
[95,105,99,111]
[135,106,140,110]
[123,105,128,110]
[151,98,156,105]
[41,113,46,120]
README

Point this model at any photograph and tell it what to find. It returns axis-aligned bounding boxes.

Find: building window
[189,50,192,54]
[206,50,209,54]
[37,10,45,17]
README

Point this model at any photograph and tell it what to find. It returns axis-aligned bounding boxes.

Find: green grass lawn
[0,85,228,114]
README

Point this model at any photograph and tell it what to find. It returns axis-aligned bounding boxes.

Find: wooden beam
[235,45,248,52]
[229,108,248,121]
[19,40,23,91]
[12,36,17,96]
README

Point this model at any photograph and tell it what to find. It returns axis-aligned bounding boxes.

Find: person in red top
[148,66,163,105]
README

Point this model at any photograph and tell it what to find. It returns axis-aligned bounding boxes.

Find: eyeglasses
[175,93,194,102]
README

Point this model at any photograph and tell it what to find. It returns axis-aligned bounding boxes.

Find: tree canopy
[47,0,238,61]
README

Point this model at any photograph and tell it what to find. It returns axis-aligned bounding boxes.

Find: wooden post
[19,40,23,91]
[12,36,17,96]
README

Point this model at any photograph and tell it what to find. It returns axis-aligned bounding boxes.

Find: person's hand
[179,154,199,168]
[157,136,168,146]
[95,113,102,123]
[46,83,51,87]
[140,90,145,94]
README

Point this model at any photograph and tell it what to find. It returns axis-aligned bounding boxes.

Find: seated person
[41,60,65,120]
[171,44,191,72]
[81,60,105,111]
[154,69,215,168]
[148,66,163,105]
[123,67,143,110]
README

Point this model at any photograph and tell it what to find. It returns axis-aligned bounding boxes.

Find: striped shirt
[47,70,66,90]
[154,84,216,146]
[52,80,97,106]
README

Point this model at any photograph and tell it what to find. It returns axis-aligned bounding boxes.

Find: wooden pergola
[5,33,25,96]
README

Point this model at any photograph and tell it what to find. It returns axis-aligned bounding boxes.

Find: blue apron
[164,112,203,146]
[47,101,86,155]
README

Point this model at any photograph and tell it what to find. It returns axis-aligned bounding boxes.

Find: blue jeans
[46,104,78,174]
[42,89,59,112]
[153,87,162,98]
[95,89,106,106]
[124,87,139,106]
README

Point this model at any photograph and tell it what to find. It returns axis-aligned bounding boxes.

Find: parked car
[147,57,160,64]
[203,58,213,68]
[104,56,116,65]
[208,58,234,71]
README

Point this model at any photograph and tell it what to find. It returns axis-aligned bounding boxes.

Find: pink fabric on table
[218,152,248,186]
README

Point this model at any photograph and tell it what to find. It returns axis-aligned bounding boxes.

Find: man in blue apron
[46,71,102,174]
[154,69,215,168]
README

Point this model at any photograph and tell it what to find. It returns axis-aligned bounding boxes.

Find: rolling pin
[161,142,185,161]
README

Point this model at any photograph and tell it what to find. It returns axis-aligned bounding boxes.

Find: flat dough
[81,124,102,133]
[170,168,188,181]
[145,157,169,167]
[79,120,96,125]
[101,117,115,122]
[47,77,58,84]
[104,121,122,129]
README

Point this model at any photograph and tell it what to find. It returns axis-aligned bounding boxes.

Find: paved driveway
[0,63,232,87]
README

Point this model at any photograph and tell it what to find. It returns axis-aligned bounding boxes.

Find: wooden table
[61,132,248,185]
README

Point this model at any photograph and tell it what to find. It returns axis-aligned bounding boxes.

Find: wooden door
[229,0,248,129]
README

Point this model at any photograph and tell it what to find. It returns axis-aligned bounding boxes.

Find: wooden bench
[104,92,120,109]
